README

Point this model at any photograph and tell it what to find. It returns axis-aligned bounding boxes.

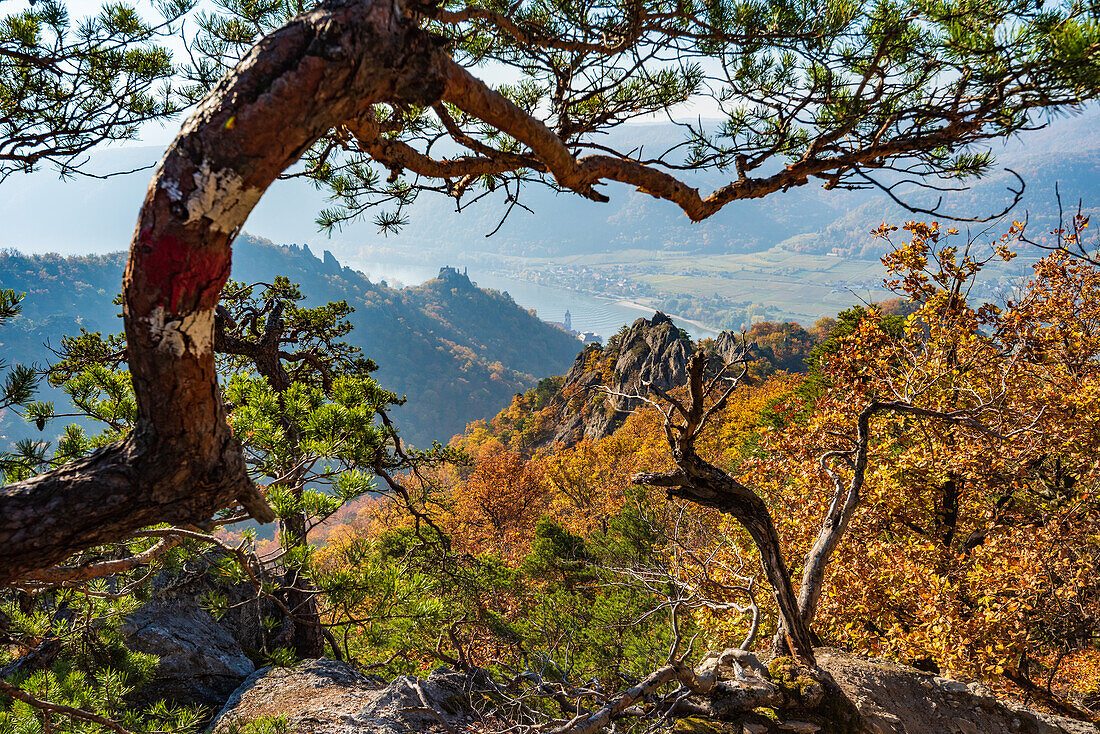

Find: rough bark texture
[635,460,817,663]
[796,404,875,628]
[0,0,449,586]
[631,352,817,663]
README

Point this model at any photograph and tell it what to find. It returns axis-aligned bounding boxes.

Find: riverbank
[609,297,719,338]
[347,257,718,342]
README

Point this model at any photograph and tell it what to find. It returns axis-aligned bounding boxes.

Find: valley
[0,239,587,449]
[5,112,1096,340]
[5,1,1100,732]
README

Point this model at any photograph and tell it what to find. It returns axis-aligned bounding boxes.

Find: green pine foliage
[0,290,37,413]
[318,494,687,690]
[0,289,41,482]
[174,0,1100,231]
[0,0,189,181]
[0,565,204,733]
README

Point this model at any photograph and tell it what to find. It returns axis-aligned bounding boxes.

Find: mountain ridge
[0,235,584,447]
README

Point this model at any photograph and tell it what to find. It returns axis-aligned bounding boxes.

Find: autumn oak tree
[1,0,1100,586]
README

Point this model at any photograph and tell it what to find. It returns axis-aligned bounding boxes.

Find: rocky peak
[715,329,751,364]
[513,313,779,452]
[542,312,693,448]
[607,311,691,406]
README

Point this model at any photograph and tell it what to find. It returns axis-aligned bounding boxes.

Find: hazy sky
[13,0,726,151]
[5,0,1098,258]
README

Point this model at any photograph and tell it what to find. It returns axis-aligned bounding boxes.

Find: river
[347,259,719,342]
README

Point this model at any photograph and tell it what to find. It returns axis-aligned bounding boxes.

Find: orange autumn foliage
[317,222,1100,709]
[442,441,550,559]
[748,227,1100,702]
[445,228,1100,703]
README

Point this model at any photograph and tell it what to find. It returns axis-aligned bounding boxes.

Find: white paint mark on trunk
[144,306,215,356]
[161,178,184,202]
[186,161,263,233]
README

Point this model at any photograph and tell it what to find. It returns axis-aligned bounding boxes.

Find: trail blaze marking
[187,162,263,234]
[144,306,216,356]
[139,231,231,313]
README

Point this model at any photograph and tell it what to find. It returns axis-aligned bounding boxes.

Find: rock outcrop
[208,652,1099,734]
[547,311,692,447]
[122,597,254,709]
[210,660,478,734]
[121,563,270,709]
[815,649,1096,734]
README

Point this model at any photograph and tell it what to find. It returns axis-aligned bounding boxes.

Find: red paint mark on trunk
[139,229,231,312]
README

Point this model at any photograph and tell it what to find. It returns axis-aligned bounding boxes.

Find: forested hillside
[0,235,582,446]
[454,312,825,455]
[5,220,1100,733]
[314,228,1100,720]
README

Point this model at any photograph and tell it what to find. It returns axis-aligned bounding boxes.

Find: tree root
[547,649,854,734]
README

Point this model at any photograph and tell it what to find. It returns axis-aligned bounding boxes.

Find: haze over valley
[6,110,1097,333]
[8,0,1100,728]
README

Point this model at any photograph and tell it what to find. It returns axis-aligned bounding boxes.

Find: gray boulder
[121,562,271,710]
[210,660,474,734]
[207,652,1100,734]
[816,648,1097,734]
[122,597,255,708]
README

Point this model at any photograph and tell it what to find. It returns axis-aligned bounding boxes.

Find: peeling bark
[0,0,449,586]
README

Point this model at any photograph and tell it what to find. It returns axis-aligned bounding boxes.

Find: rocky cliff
[541,311,692,448]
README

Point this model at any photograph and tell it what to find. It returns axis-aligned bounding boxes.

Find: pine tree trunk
[0,0,448,586]
[281,499,326,659]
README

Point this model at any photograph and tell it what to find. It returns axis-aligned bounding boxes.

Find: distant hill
[3,108,1098,262]
[0,235,584,447]
[381,111,1100,260]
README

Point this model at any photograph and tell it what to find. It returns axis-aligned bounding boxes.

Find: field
[476,243,1039,328]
